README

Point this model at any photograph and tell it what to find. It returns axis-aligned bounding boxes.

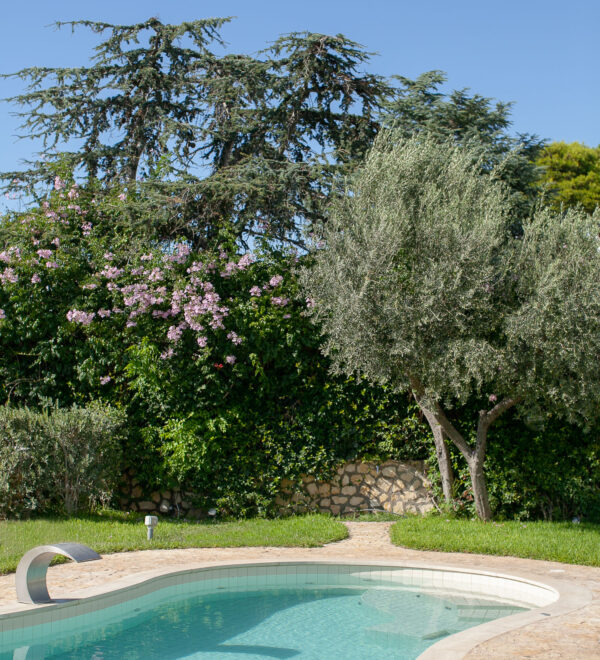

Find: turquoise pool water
[0,566,528,659]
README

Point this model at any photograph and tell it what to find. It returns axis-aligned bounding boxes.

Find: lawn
[390,516,600,566]
[0,511,347,574]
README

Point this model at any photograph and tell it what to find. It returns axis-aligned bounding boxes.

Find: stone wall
[119,460,433,518]
[277,460,433,516]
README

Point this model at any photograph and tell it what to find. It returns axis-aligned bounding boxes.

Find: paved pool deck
[0,522,598,658]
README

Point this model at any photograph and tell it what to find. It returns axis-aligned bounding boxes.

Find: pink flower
[51,237,60,247]
[160,348,174,360]
[98,309,111,318]
[305,297,315,308]
[53,176,65,191]
[249,286,262,297]
[0,309,5,320]
[0,268,18,284]
[45,261,59,269]
[237,253,254,269]
[82,283,98,290]
[269,275,283,287]
[81,221,93,236]
[140,253,153,261]
[31,274,41,284]
[167,325,183,342]
[36,249,53,259]
[66,309,95,325]
[100,376,111,385]
[227,331,242,345]
[488,394,498,403]
[225,355,236,365]
[67,187,79,200]
[196,336,208,348]
[104,252,114,261]
[118,193,127,201]
[271,296,289,307]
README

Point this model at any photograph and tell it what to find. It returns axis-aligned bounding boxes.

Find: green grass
[0,511,347,574]
[390,516,600,566]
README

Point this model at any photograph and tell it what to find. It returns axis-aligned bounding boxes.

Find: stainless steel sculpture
[16,543,101,604]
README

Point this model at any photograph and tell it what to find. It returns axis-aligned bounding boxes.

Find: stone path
[2,522,599,658]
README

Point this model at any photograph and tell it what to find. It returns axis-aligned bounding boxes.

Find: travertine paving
[1,522,599,658]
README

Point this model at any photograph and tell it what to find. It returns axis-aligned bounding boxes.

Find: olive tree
[301,135,600,520]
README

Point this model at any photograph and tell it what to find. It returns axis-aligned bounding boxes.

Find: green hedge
[0,403,125,517]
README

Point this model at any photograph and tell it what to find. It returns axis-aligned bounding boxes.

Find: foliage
[0,512,348,574]
[301,135,600,520]
[390,516,600,566]
[383,71,545,224]
[2,20,543,250]
[2,19,389,247]
[0,186,429,516]
[0,403,125,517]
[536,141,600,213]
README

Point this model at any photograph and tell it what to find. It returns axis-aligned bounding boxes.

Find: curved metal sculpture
[16,543,101,604]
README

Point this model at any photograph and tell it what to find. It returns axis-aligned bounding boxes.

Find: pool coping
[0,558,592,659]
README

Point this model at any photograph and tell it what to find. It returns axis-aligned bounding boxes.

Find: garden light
[145,515,158,540]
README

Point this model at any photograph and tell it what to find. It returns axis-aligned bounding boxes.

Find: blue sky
[1,0,598,178]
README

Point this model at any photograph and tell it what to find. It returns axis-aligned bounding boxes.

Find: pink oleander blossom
[100,375,111,385]
[227,331,242,345]
[31,274,41,284]
[271,296,289,307]
[118,193,127,201]
[45,261,59,269]
[249,286,262,297]
[100,265,124,279]
[196,336,208,348]
[305,297,316,308]
[160,348,174,360]
[51,237,60,247]
[36,249,53,259]
[225,355,236,365]
[66,309,95,325]
[0,309,5,320]
[167,325,182,342]
[237,253,254,269]
[82,283,98,290]
[140,253,153,261]
[488,394,498,403]
[98,309,111,318]
[269,274,283,287]
[54,176,65,191]
[0,268,18,284]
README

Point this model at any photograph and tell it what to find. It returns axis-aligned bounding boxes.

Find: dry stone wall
[277,460,433,516]
[119,460,433,518]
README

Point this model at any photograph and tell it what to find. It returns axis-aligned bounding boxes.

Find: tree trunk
[422,410,454,503]
[409,375,521,522]
[467,454,491,521]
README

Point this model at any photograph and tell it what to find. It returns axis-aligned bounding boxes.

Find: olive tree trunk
[410,376,520,521]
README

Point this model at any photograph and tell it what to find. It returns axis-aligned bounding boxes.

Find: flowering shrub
[0,181,430,516]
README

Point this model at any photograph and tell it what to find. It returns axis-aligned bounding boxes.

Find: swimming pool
[0,562,558,659]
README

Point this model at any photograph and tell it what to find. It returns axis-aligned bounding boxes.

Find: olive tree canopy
[302,135,600,520]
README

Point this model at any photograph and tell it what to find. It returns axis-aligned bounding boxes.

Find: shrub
[0,403,125,517]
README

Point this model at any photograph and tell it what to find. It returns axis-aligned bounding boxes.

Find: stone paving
[1,522,599,658]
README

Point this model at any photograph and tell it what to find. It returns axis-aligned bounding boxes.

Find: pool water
[0,568,528,660]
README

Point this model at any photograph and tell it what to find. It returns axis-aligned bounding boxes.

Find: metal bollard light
[145,515,158,540]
